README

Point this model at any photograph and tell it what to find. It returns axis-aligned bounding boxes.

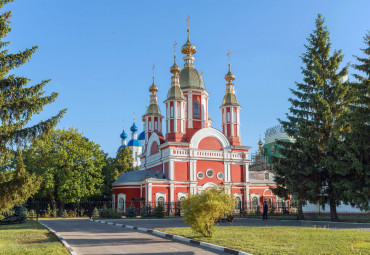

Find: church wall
[196,160,224,185]
[152,185,170,203]
[147,164,162,172]
[113,186,141,204]
[198,137,223,150]
[150,141,159,155]
[164,162,169,178]
[231,164,243,182]
[174,161,189,181]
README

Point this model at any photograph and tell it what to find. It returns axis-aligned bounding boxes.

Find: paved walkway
[109,217,370,231]
[40,219,225,255]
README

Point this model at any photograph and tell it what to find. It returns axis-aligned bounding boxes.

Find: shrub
[0,206,27,224]
[27,209,37,220]
[153,204,165,218]
[99,208,121,219]
[68,210,77,217]
[126,204,137,218]
[92,207,100,219]
[141,205,152,217]
[181,188,234,237]
[61,210,68,218]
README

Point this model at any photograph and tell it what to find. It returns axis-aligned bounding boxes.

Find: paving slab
[40,219,225,255]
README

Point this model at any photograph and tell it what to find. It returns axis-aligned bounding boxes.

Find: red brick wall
[198,136,223,150]
[196,160,224,185]
[174,161,189,181]
[231,164,243,182]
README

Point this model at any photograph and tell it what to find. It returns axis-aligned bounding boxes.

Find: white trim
[146,132,161,157]
[177,192,188,201]
[117,193,126,212]
[263,189,273,196]
[189,127,230,149]
[155,192,166,205]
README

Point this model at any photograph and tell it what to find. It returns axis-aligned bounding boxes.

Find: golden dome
[149,81,158,94]
[181,39,196,56]
[170,62,181,75]
[179,67,205,90]
[225,71,235,82]
[221,92,240,107]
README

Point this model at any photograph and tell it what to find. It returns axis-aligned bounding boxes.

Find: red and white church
[112,25,279,213]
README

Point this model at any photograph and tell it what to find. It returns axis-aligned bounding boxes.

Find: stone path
[40,219,225,255]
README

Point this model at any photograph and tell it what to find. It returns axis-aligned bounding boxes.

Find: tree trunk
[297,200,305,220]
[50,193,57,211]
[329,198,339,222]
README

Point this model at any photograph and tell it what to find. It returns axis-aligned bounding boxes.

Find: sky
[5,0,370,157]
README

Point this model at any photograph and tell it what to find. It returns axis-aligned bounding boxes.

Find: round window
[197,172,204,179]
[217,172,224,180]
[206,169,214,178]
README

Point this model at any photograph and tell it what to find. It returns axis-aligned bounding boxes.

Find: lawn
[241,214,370,223]
[160,226,370,255]
[0,220,69,255]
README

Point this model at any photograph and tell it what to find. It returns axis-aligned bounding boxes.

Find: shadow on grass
[0,220,43,230]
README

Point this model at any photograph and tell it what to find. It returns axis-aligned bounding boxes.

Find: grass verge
[240,214,370,223]
[159,226,370,255]
[0,220,69,255]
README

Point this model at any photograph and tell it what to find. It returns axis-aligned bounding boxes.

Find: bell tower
[220,50,241,146]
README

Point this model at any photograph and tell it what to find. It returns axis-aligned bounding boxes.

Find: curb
[38,220,77,255]
[90,219,252,255]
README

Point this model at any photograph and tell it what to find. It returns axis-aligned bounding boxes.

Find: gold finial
[227,50,231,72]
[152,64,155,82]
[258,135,263,152]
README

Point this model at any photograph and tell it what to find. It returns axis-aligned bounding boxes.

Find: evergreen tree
[273,14,354,221]
[114,147,134,174]
[0,0,65,218]
[330,32,370,211]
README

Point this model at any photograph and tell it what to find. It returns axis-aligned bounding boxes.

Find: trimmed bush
[92,207,100,219]
[100,208,121,219]
[181,188,234,237]
[141,205,152,217]
[153,204,165,218]
[126,204,137,218]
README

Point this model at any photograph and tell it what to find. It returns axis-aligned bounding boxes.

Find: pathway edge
[38,220,77,255]
[90,219,252,255]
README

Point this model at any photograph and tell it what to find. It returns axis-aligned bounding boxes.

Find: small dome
[179,67,206,90]
[127,139,143,147]
[166,86,185,101]
[130,123,138,133]
[120,130,128,140]
[149,82,158,94]
[170,62,181,75]
[138,131,145,140]
[221,92,240,107]
[181,39,196,56]
[117,145,126,152]
[225,71,235,82]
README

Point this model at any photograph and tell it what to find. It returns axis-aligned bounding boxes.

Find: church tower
[220,50,241,146]
[179,16,210,140]
[164,41,186,142]
[142,65,164,148]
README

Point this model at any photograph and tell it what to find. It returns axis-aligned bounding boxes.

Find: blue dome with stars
[138,131,145,140]
[130,123,138,133]
[120,130,128,140]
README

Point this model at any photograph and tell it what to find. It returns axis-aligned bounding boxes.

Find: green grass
[0,220,69,255]
[241,214,370,223]
[159,226,370,255]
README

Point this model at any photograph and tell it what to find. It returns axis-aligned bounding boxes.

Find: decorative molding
[189,127,230,149]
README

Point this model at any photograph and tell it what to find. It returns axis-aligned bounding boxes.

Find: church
[112,20,281,214]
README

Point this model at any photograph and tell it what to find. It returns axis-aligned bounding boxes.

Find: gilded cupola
[221,50,240,107]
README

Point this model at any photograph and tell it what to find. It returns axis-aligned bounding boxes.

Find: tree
[99,155,119,199]
[181,188,234,237]
[330,32,370,211]
[0,0,65,218]
[114,147,134,174]
[273,14,354,221]
[24,128,105,207]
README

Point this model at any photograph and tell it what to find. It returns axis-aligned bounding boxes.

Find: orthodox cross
[174,41,177,59]
[186,15,190,30]
[227,50,231,67]
[152,64,155,81]
[133,112,135,123]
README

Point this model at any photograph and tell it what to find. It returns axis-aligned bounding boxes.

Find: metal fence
[23,200,300,219]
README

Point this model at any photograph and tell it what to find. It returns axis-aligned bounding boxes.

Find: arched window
[235,197,241,210]
[252,197,259,209]
[193,101,200,119]
[118,198,124,210]
[157,197,165,206]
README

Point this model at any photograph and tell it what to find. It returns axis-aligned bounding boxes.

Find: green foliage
[0,205,27,224]
[24,128,105,202]
[126,204,137,218]
[0,0,65,218]
[153,204,165,218]
[272,14,355,221]
[92,207,100,219]
[141,205,152,217]
[99,156,119,198]
[115,147,134,175]
[26,209,37,220]
[61,210,68,218]
[181,188,234,237]
[99,208,121,219]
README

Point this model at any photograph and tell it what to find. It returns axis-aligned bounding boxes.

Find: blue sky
[5,0,370,157]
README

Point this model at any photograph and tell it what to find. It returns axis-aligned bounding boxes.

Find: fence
[23,200,300,219]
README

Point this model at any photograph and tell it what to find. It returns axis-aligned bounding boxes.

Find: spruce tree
[329,32,370,211]
[273,14,353,221]
[0,0,65,217]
